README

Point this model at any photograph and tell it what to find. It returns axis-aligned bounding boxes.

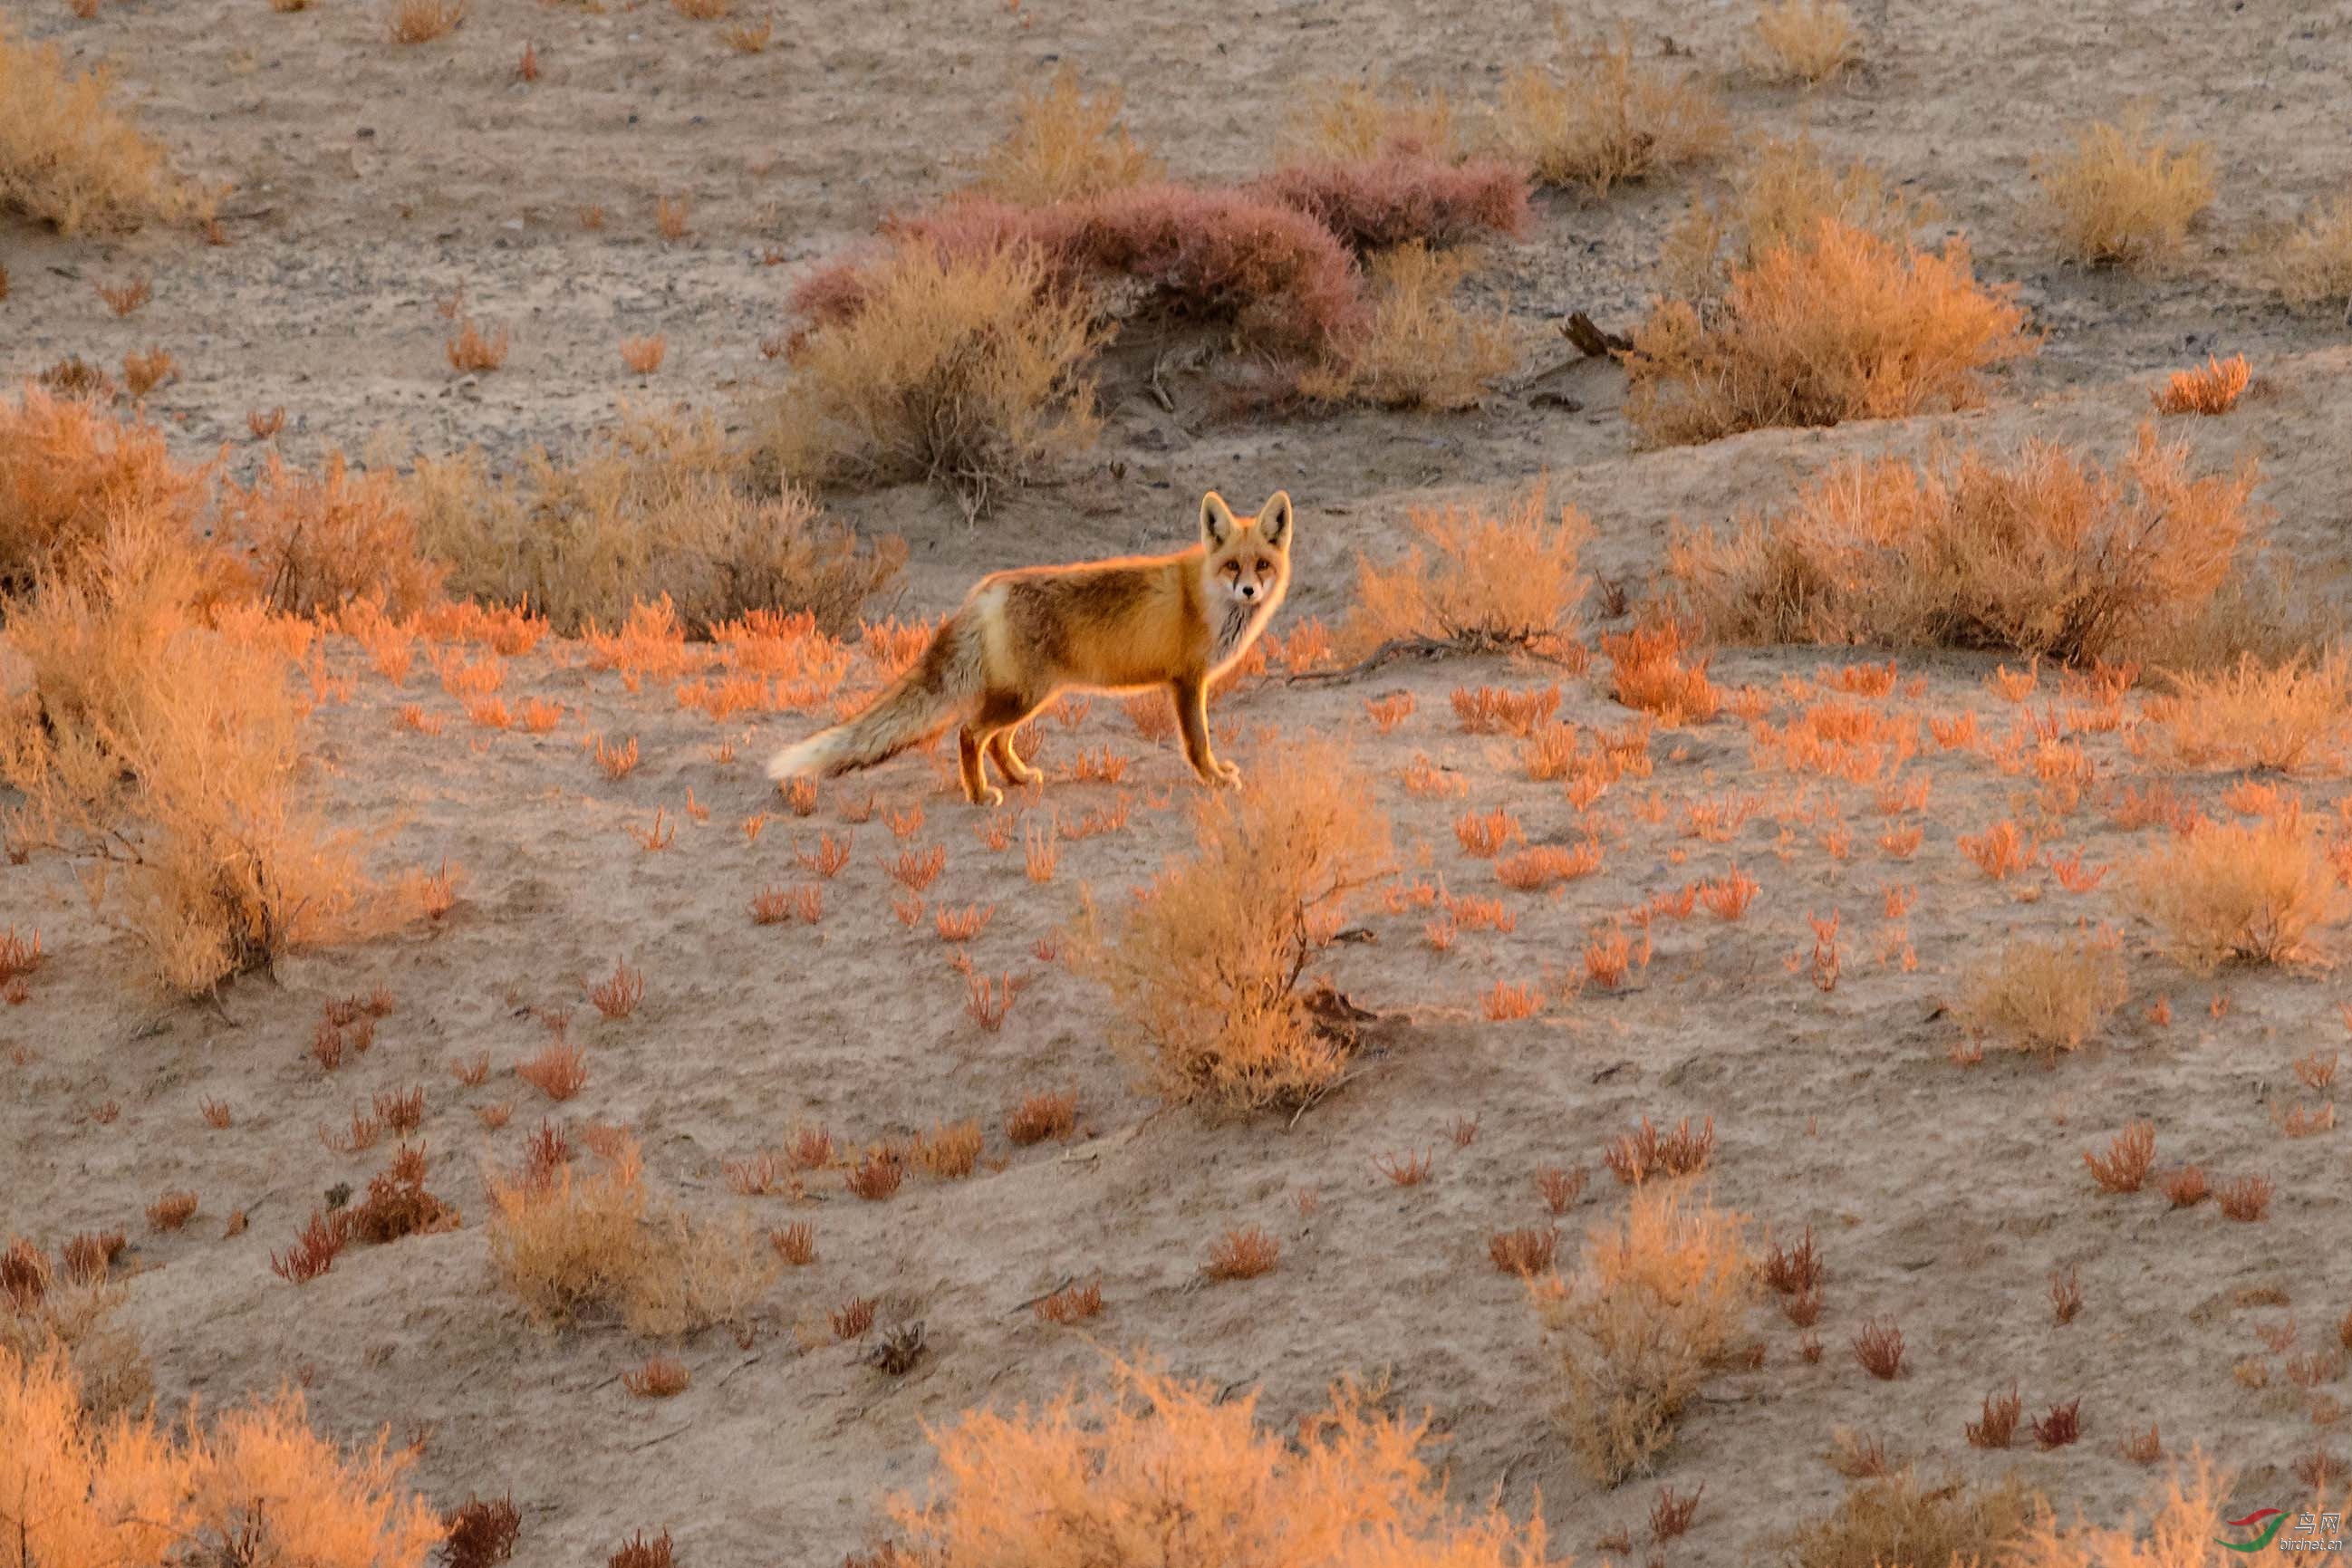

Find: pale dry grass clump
[0,384,210,598]
[1952,931,2125,1058]
[0,24,200,235]
[1498,29,1728,196]
[1748,0,1860,84]
[1287,77,1463,161]
[891,1361,1552,1566]
[757,242,1101,511]
[415,408,903,637]
[1,516,377,996]
[1072,741,1390,1115]
[484,1139,778,1337]
[1540,1186,1756,1486]
[1626,217,2034,446]
[975,63,1160,206]
[1789,1471,2047,1568]
[2141,651,2349,773]
[2036,114,2214,270]
[2125,813,2347,972]
[1343,485,1591,659]
[1296,243,1519,409]
[1672,426,2258,665]
[2267,195,2352,313]
[223,450,445,619]
[0,1344,442,1568]
[1661,136,1935,303]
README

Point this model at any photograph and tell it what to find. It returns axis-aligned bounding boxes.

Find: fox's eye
[1221,563,1239,579]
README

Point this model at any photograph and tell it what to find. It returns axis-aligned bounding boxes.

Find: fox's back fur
[766,490,1293,805]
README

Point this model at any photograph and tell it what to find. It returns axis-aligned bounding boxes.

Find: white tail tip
[764,739,821,782]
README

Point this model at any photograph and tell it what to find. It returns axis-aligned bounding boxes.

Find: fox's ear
[1258,491,1293,549]
[1200,491,1236,547]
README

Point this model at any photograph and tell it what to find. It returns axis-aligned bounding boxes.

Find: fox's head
[1198,490,1293,609]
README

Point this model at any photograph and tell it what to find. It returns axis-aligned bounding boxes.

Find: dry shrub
[1296,243,1519,409]
[1342,485,1590,659]
[1257,155,1528,255]
[0,23,199,234]
[1071,739,1390,1114]
[223,451,445,619]
[0,1344,441,1567]
[2152,353,2251,416]
[2268,195,2352,311]
[799,183,1364,361]
[1626,217,2033,446]
[389,0,468,43]
[1749,0,1859,84]
[484,1139,777,1337]
[1662,136,1934,304]
[415,409,902,637]
[2037,114,2213,269]
[442,1496,522,1568]
[1540,1186,1755,1486]
[1790,1471,2046,1568]
[2141,652,2349,772]
[2,518,379,996]
[976,63,1159,206]
[1672,426,2257,664]
[2125,813,2347,971]
[757,242,1101,509]
[0,384,210,598]
[1499,29,1727,195]
[0,1249,149,1421]
[349,1144,458,1244]
[1952,931,2125,1057]
[887,1360,1552,1567]
[1287,77,1462,161]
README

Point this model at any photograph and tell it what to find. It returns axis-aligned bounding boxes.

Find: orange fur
[766,491,1293,804]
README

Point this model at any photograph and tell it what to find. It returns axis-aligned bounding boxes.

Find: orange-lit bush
[1626,217,2034,445]
[0,384,213,599]
[2125,813,2347,971]
[2152,353,2250,416]
[0,1344,441,1568]
[2,515,378,995]
[1672,426,2257,664]
[1344,485,1591,659]
[1072,740,1390,1113]
[223,450,445,619]
[886,1360,1553,1567]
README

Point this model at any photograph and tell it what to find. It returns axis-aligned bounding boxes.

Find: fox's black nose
[1240,584,1258,600]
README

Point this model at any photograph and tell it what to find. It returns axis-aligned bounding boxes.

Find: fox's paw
[1210,759,1242,788]
[969,784,1006,809]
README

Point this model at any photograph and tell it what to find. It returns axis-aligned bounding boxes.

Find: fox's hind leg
[968,688,1045,800]
[956,727,1001,808]
[986,726,1041,788]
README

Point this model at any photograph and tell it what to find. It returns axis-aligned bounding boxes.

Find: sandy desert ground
[7,1,2352,1565]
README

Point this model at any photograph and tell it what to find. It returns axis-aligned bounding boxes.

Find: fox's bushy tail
[765,615,976,782]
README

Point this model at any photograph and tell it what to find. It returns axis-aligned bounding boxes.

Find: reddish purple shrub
[792,185,1364,352]
[1256,155,1530,255]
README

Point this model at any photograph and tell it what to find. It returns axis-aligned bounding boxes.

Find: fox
[765,490,1294,807]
